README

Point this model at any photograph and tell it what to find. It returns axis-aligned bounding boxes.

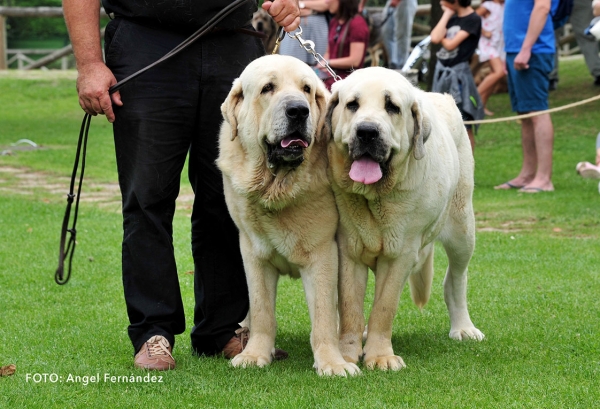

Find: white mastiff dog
[325,67,484,370]
[217,55,360,376]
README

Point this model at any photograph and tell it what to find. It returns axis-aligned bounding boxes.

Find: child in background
[431,0,483,152]
[476,0,505,116]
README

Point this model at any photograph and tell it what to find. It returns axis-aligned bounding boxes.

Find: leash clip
[287,26,341,82]
[272,26,286,55]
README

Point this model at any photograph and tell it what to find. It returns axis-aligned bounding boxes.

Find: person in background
[494,0,556,193]
[476,0,505,116]
[321,0,370,89]
[63,0,300,371]
[359,0,418,70]
[278,0,330,71]
[430,0,483,152]
[570,0,600,86]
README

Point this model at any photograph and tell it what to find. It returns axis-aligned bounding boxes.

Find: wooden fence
[0,4,579,70]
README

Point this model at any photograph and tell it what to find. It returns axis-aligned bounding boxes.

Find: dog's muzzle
[267,101,312,170]
[350,122,387,162]
[348,122,391,185]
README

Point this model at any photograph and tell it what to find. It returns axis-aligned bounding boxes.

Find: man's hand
[262,0,301,32]
[76,62,123,123]
[514,49,531,71]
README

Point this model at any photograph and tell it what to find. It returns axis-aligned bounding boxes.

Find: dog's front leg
[231,233,278,368]
[337,232,368,365]
[363,258,407,371]
[302,240,361,376]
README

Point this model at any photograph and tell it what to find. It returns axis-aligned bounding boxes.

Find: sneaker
[134,335,175,370]
[221,327,289,361]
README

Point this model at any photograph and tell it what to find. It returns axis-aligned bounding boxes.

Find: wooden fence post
[0,15,7,69]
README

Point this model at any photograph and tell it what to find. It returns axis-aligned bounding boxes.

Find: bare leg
[496,116,537,188]
[467,127,475,153]
[477,57,505,115]
[521,113,554,191]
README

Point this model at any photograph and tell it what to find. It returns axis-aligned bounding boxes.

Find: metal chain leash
[272,26,342,82]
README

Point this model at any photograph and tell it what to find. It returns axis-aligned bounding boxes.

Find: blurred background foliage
[2,0,434,45]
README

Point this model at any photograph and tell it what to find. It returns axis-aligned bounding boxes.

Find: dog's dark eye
[385,99,400,115]
[261,83,274,94]
[346,100,359,113]
[303,85,311,94]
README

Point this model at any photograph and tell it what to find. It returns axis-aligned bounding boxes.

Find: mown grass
[0,58,599,408]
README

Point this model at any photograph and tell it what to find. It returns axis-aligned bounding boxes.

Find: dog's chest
[340,193,447,262]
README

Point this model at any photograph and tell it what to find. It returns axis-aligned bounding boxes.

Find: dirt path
[0,165,194,215]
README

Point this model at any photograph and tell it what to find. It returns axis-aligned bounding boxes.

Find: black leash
[55,0,250,285]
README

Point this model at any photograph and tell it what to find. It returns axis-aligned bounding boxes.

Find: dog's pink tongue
[281,137,308,148]
[349,157,382,184]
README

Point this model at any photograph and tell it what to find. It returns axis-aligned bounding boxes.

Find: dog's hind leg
[408,243,434,309]
[439,203,485,342]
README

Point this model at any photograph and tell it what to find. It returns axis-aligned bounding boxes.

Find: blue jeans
[104,17,264,355]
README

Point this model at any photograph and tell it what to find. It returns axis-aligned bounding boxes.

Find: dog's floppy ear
[410,99,431,160]
[322,87,339,142]
[221,78,243,141]
[314,81,330,141]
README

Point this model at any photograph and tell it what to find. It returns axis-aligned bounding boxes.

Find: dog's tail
[408,244,434,309]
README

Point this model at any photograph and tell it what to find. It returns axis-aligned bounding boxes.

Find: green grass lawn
[1,59,599,408]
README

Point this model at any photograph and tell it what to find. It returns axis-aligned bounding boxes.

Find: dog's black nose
[286,102,310,121]
[356,123,379,144]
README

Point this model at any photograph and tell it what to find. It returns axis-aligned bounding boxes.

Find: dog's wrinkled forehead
[334,67,415,109]
[240,55,316,97]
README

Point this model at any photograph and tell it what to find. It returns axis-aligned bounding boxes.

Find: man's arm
[63,0,122,122]
[514,0,551,70]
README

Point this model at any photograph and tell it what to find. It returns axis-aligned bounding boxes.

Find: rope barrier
[463,93,600,125]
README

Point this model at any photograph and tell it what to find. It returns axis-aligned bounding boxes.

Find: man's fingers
[281,16,301,32]
[99,94,116,123]
[79,97,97,116]
[262,0,300,32]
[111,90,123,107]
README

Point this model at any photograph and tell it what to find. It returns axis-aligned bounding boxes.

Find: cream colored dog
[325,67,484,370]
[217,55,360,376]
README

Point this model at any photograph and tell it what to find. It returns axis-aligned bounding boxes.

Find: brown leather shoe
[134,335,175,370]
[221,327,288,360]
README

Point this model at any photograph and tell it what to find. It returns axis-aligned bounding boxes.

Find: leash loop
[55,113,91,285]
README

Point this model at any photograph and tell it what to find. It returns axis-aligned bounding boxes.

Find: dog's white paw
[316,361,361,377]
[364,355,406,371]
[449,327,485,341]
[231,352,272,368]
